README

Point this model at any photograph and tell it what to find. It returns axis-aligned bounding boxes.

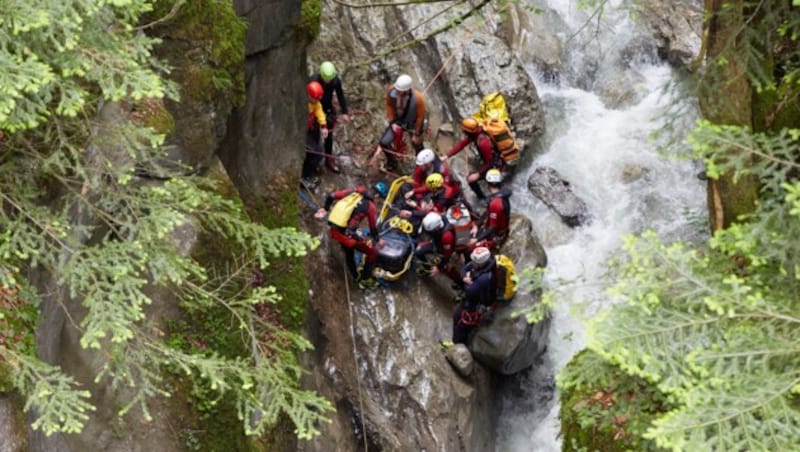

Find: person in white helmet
[474,168,512,251]
[408,148,452,199]
[370,74,427,171]
[413,211,462,284]
[451,246,497,344]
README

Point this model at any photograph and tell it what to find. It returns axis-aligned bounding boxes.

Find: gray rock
[469,215,549,375]
[445,344,475,377]
[527,166,591,227]
[636,0,703,67]
[0,394,27,452]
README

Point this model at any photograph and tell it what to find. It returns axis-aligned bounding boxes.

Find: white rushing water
[496,1,706,451]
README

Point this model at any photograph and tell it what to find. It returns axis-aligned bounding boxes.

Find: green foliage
[299,0,322,41]
[0,0,333,440]
[0,0,168,131]
[588,129,800,448]
[560,350,670,452]
[561,2,800,450]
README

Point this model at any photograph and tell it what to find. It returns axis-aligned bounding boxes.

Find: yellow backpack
[474,91,511,122]
[328,192,363,228]
[494,254,518,302]
[482,118,520,166]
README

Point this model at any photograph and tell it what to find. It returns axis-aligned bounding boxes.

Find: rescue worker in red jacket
[442,118,503,200]
[301,81,329,187]
[474,169,511,251]
[370,74,426,171]
[413,212,461,284]
[315,185,382,288]
[423,173,464,213]
[408,148,453,198]
[309,61,349,173]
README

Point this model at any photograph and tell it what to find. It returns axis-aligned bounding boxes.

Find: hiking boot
[326,157,340,174]
[300,177,319,191]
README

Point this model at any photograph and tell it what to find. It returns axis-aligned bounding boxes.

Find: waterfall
[496,1,706,450]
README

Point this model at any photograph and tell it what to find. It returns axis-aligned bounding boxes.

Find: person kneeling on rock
[451,246,496,344]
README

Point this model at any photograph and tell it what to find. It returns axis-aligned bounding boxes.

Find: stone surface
[528,166,591,227]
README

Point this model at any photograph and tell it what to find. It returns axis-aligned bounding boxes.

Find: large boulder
[636,0,703,67]
[470,215,550,375]
[528,166,591,227]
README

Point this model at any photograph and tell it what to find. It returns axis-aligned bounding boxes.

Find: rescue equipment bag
[328,192,363,228]
[482,118,520,166]
[445,203,473,250]
[494,254,518,302]
[474,92,511,122]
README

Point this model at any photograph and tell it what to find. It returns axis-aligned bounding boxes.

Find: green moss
[132,98,176,135]
[299,0,322,41]
[559,350,671,452]
[163,172,310,450]
[245,175,309,330]
[148,0,247,106]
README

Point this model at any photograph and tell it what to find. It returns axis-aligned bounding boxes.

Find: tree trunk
[699,0,759,231]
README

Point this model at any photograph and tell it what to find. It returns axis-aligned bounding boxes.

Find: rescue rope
[343,265,369,452]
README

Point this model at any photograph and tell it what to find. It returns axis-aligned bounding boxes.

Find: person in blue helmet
[309,61,350,174]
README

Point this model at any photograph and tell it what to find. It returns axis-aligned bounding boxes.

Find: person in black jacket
[309,61,350,173]
[451,247,496,344]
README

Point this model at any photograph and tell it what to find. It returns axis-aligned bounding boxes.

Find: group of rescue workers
[303,61,519,346]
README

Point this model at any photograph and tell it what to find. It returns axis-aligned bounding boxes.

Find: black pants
[323,113,337,157]
[302,128,323,179]
[452,300,476,344]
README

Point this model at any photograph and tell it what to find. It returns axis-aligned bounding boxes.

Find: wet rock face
[0,394,27,452]
[528,166,591,227]
[300,3,553,450]
[307,2,546,161]
[636,0,703,67]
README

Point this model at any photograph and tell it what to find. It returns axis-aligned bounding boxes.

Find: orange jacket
[385,85,425,134]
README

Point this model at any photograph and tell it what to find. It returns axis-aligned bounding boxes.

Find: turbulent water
[495,1,706,450]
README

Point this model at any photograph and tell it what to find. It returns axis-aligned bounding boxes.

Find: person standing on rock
[309,61,350,174]
[474,169,511,252]
[369,74,426,172]
[442,117,503,201]
[301,81,328,189]
[450,246,497,344]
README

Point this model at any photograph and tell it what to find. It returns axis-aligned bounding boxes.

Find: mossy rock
[559,350,670,452]
[299,0,323,41]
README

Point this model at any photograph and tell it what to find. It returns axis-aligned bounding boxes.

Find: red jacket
[411,157,452,196]
[477,188,511,243]
[324,186,379,240]
[447,131,498,175]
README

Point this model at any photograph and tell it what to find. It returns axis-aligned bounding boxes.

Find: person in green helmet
[309,61,350,174]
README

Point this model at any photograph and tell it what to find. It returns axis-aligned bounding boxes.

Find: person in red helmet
[442,117,503,200]
[302,81,329,188]
[309,61,350,173]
